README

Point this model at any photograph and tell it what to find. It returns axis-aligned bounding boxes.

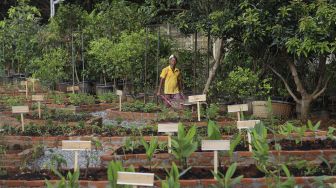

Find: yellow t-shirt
[160,66,181,94]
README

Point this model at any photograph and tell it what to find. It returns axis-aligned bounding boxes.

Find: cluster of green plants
[121,100,160,113]
[31,108,92,122]
[47,93,67,105]
[68,93,96,106]
[97,92,117,103]
[0,95,25,107]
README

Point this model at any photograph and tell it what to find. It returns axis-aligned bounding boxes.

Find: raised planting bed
[0,167,335,188]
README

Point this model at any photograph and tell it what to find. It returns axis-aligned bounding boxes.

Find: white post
[214,150,218,176]
[237,112,240,121]
[32,80,35,92]
[38,101,41,119]
[247,131,252,152]
[25,82,28,99]
[197,101,200,121]
[21,113,24,131]
[168,133,172,154]
[119,95,122,111]
[74,151,78,171]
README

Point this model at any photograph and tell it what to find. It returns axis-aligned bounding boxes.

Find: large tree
[236,0,336,119]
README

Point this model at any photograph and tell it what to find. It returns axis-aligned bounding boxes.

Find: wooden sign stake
[227,104,248,121]
[202,140,230,179]
[157,123,178,154]
[32,95,44,119]
[12,106,29,132]
[167,133,172,153]
[188,94,206,122]
[20,113,24,131]
[74,151,79,171]
[116,90,123,111]
[117,172,154,187]
[237,120,260,152]
[62,140,91,172]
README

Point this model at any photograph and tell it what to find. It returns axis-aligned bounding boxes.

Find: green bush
[220,67,271,102]
[68,93,95,106]
[97,92,117,103]
[122,101,159,113]
[206,104,220,120]
[1,96,24,107]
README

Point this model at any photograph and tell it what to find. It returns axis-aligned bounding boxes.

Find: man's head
[169,54,177,67]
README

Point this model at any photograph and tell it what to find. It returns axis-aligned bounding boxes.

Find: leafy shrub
[206,104,220,120]
[48,93,66,105]
[68,93,95,106]
[97,92,117,103]
[122,101,159,112]
[1,96,24,107]
[219,67,271,102]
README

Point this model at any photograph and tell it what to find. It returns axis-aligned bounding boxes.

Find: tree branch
[267,65,300,103]
[312,56,326,96]
[288,60,307,96]
[313,76,331,100]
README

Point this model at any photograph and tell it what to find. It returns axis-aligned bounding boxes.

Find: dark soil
[0,164,333,181]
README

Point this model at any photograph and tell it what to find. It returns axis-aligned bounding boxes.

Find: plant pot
[95,84,113,95]
[56,82,71,92]
[252,100,294,118]
[79,81,93,94]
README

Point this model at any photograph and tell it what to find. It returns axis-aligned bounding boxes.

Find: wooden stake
[25,82,28,99]
[38,101,41,119]
[247,131,252,152]
[32,80,35,92]
[237,112,240,121]
[119,95,122,111]
[21,113,24,131]
[74,151,78,172]
[197,101,200,121]
[214,150,218,176]
[168,133,172,153]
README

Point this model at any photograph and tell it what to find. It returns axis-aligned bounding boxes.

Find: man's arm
[157,77,164,96]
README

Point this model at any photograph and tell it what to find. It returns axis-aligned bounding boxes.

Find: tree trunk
[202,38,224,94]
[299,97,312,121]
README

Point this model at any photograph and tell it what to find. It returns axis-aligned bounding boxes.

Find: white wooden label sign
[67,86,79,92]
[62,140,91,150]
[188,94,206,102]
[158,123,178,133]
[20,81,27,86]
[116,90,123,96]
[117,172,154,186]
[237,120,260,129]
[32,95,44,101]
[202,140,230,151]
[227,104,248,113]
[12,106,29,114]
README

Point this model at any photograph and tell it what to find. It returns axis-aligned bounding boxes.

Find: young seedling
[107,161,135,188]
[141,137,158,170]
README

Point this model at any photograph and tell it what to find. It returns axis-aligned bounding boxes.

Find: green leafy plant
[141,137,158,170]
[107,161,135,188]
[181,108,193,121]
[161,162,191,188]
[68,93,95,106]
[327,127,336,140]
[207,120,221,140]
[143,102,159,113]
[229,133,242,158]
[97,92,117,103]
[211,163,243,188]
[49,153,67,173]
[206,104,220,120]
[45,167,80,188]
[122,137,140,154]
[171,124,198,169]
[307,120,320,132]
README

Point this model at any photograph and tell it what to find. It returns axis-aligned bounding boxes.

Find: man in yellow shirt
[157,55,184,108]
